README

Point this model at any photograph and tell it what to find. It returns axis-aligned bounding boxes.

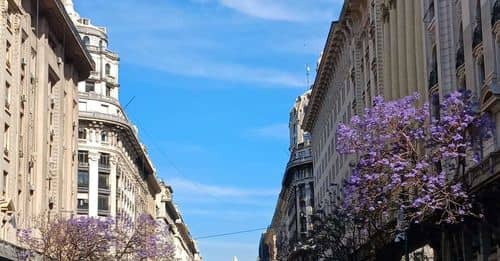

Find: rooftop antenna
[306,63,311,89]
[304,42,311,89]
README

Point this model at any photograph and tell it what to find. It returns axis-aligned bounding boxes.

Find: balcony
[85,45,119,60]
[98,163,111,173]
[78,162,89,169]
[78,91,119,106]
[77,183,89,193]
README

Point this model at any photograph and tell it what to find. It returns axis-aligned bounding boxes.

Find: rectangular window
[105,85,111,97]
[78,128,86,140]
[3,124,9,154]
[85,81,95,92]
[78,150,88,164]
[98,195,109,211]
[99,153,110,168]
[98,173,109,189]
[78,170,89,188]
[5,82,10,109]
[2,171,7,196]
[77,198,89,210]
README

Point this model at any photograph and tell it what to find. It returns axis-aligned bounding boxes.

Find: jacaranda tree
[17,214,174,261]
[335,91,492,241]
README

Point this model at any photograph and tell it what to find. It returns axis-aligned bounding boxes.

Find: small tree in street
[17,214,174,261]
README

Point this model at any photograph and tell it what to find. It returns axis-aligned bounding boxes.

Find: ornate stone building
[303,0,427,217]
[156,183,202,261]
[0,0,93,258]
[304,0,500,260]
[264,90,315,261]
[62,0,161,220]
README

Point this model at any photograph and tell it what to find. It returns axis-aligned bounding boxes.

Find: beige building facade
[0,0,93,258]
[304,0,500,260]
[303,0,427,215]
[156,183,202,261]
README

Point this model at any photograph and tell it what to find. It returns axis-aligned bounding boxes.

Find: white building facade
[63,1,160,219]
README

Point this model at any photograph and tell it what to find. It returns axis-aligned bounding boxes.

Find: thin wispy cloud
[247,123,289,140]
[168,177,279,198]
[218,0,341,22]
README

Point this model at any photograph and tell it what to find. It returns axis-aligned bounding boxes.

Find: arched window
[82,36,90,46]
[105,63,111,76]
[101,131,108,143]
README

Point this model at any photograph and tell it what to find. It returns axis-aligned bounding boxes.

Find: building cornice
[303,0,364,131]
[37,0,94,79]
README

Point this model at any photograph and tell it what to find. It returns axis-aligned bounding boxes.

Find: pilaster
[88,150,99,216]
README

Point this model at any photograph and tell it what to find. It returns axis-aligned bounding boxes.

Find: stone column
[383,8,392,100]
[88,151,99,217]
[109,154,117,217]
[415,0,426,101]
[397,0,408,97]
[389,5,400,99]
[405,0,417,96]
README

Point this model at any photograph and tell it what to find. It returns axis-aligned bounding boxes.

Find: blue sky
[74,1,341,260]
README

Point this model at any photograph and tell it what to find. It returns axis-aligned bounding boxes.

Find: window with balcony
[85,81,95,92]
[98,195,109,211]
[99,153,110,169]
[78,150,88,164]
[78,128,87,140]
[78,170,89,188]
[98,172,110,190]
[77,198,89,210]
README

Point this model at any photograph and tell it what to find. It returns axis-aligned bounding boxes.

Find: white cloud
[168,177,279,198]
[218,0,341,22]
[247,123,289,140]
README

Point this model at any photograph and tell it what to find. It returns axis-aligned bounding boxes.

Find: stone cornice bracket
[89,151,100,161]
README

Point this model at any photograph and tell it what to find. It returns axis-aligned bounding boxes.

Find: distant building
[156,183,202,261]
[262,90,314,261]
[0,0,93,258]
[62,0,161,220]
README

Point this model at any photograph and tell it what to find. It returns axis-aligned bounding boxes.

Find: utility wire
[195,227,268,240]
